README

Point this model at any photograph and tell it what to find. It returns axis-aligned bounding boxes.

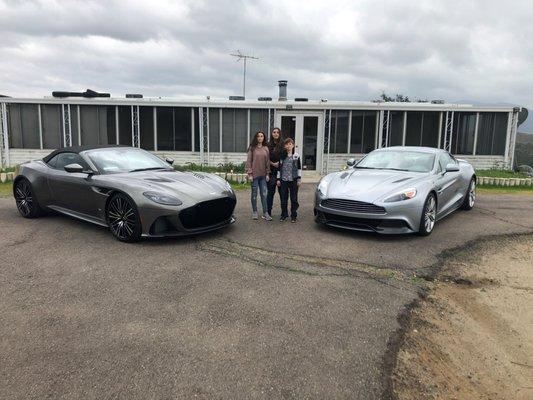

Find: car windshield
[85,148,172,174]
[356,150,435,173]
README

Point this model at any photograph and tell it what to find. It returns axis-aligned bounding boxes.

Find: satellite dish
[518,107,528,126]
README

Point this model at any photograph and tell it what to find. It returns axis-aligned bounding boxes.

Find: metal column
[443,111,454,152]
[323,109,331,174]
[62,104,72,147]
[505,108,519,169]
[379,110,390,148]
[0,103,9,167]
[131,105,140,148]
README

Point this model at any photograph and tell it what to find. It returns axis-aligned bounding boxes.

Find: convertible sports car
[314,147,476,235]
[13,145,236,242]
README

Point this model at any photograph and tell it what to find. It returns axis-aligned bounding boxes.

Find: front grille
[179,197,236,230]
[319,212,407,231]
[321,198,386,214]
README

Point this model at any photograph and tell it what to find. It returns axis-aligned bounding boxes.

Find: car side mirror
[64,163,84,173]
[165,157,174,166]
[346,158,356,167]
[445,163,460,173]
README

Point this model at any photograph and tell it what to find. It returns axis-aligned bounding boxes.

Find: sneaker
[262,213,273,221]
[280,216,287,222]
[291,217,297,223]
[252,212,258,220]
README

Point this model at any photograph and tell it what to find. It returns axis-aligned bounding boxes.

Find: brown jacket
[246,145,270,179]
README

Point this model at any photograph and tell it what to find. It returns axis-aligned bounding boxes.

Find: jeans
[280,180,299,218]
[251,176,268,214]
[266,173,281,215]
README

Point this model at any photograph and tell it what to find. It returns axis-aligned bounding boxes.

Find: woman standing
[266,127,283,217]
[246,131,272,221]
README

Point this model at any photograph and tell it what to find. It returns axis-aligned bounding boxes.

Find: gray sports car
[314,147,476,235]
[13,145,236,242]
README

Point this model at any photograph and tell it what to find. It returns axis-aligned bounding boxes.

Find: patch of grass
[0,167,16,173]
[475,169,528,178]
[0,181,13,198]
[477,185,533,194]
[230,181,250,190]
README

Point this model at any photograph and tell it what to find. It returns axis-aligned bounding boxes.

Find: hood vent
[278,80,287,101]
[391,177,413,184]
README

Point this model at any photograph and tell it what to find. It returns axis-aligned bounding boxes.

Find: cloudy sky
[1,0,532,131]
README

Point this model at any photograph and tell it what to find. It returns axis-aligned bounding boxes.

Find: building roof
[2,95,519,113]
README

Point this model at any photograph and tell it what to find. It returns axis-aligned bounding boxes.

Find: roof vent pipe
[278,80,287,101]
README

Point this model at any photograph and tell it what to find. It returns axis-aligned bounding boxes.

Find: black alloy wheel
[107,193,142,242]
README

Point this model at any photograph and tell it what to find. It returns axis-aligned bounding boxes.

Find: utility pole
[230,50,259,98]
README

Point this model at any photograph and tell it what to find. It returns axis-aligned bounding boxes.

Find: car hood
[99,170,232,203]
[324,168,430,203]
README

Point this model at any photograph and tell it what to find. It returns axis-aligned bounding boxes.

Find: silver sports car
[13,145,236,242]
[314,147,476,235]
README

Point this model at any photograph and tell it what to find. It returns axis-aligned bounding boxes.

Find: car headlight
[317,178,329,196]
[143,191,183,206]
[384,188,417,203]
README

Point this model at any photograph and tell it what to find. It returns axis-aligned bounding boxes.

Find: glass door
[277,113,320,171]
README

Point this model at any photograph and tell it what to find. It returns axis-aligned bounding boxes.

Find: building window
[350,110,377,154]
[222,108,247,152]
[405,111,440,148]
[106,106,117,145]
[250,109,269,139]
[476,112,508,155]
[118,106,132,146]
[388,111,404,146]
[452,112,476,154]
[194,108,200,152]
[41,104,62,149]
[7,103,41,149]
[421,112,440,148]
[139,106,154,150]
[155,107,192,151]
[330,110,349,153]
[208,108,220,152]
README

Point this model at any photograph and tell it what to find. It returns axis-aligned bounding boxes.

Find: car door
[434,153,462,215]
[46,152,98,216]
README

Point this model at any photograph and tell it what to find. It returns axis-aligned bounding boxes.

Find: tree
[375,92,410,102]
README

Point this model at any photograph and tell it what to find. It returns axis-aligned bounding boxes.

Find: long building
[0,84,522,173]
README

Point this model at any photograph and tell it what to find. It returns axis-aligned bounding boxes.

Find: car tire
[461,177,476,211]
[14,178,42,218]
[418,193,437,236]
[106,193,142,242]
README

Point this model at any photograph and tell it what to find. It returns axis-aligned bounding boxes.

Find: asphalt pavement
[1,185,532,399]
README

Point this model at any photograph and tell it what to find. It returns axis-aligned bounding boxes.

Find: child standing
[276,138,301,222]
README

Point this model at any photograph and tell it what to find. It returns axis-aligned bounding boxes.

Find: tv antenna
[230,50,259,98]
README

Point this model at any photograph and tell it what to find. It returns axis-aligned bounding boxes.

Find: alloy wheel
[108,196,137,240]
[14,180,34,217]
[424,196,436,233]
[468,180,476,208]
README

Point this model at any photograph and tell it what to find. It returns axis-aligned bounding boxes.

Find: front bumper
[314,192,421,234]
[139,195,237,237]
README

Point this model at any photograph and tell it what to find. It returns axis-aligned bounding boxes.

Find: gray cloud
[1,0,532,130]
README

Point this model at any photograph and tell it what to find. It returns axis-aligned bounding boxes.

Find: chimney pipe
[278,80,287,101]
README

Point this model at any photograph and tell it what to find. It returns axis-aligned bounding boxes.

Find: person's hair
[268,127,283,153]
[249,131,265,150]
[283,137,295,155]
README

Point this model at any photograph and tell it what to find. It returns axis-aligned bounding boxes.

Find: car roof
[42,145,128,163]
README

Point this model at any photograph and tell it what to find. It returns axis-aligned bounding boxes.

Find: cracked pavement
[0,185,532,399]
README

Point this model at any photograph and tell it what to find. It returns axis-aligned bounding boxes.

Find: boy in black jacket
[276,138,301,222]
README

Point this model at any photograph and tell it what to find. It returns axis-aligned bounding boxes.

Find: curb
[477,176,532,187]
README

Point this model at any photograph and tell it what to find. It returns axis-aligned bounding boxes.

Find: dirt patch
[393,235,533,400]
